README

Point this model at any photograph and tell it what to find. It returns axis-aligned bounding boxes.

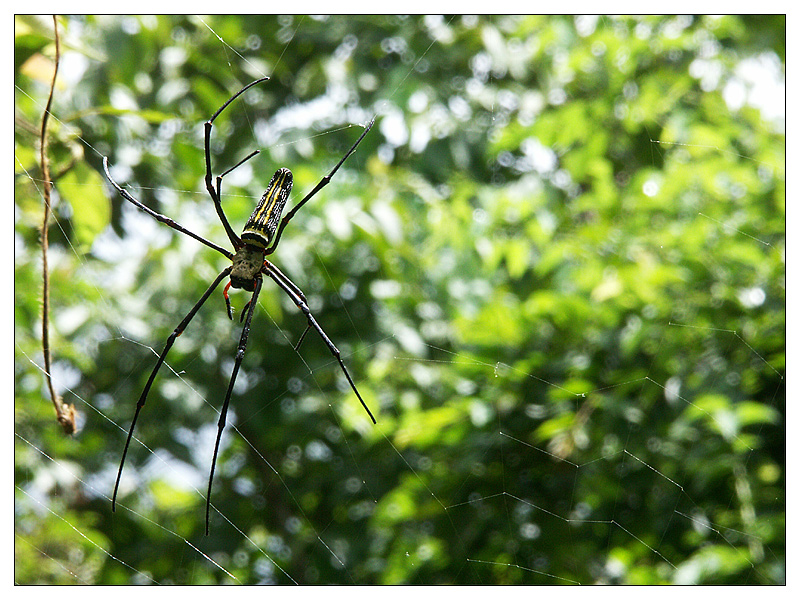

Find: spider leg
[264,262,312,350]
[264,262,376,424]
[205,274,263,535]
[223,281,233,320]
[294,325,312,351]
[204,77,270,249]
[265,116,375,255]
[211,150,260,249]
[239,299,251,323]
[103,157,233,260]
[208,77,270,124]
[112,267,233,514]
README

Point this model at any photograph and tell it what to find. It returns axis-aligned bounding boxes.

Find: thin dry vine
[39,15,77,435]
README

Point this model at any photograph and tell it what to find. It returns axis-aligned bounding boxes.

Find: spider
[102,77,376,534]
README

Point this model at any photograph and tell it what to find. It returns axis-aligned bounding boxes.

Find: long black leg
[113,267,233,513]
[204,77,270,248]
[103,157,233,260]
[263,261,312,349]
[265,117,375,256]
[205,274,263,535]
[264,263,376,424]
[208,77,270,125]
[212,150,260,249]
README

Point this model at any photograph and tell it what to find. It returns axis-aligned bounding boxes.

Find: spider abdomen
[241,167,293,249]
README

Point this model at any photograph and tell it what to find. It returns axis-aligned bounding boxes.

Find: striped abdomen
[241,168,293,248]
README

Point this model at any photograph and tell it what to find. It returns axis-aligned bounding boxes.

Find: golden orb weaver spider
[102,77,376,534]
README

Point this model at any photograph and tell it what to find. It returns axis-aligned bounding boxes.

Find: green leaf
[736,401,779,428]
[58,162,110,253]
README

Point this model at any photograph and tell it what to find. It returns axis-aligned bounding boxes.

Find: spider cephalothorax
[102,77,375,534]
[229,244,265,292]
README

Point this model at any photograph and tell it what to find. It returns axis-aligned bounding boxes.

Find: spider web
[13,15,785,585]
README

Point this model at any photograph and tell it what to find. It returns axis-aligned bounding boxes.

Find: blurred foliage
[15,15,784,584]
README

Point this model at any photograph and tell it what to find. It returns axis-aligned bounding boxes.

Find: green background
[15,15,784,584]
